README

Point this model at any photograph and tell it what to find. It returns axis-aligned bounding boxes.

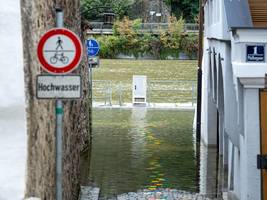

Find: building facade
[201,0,267,199]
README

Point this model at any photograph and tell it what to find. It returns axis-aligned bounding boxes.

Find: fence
[92,80,112,105]
[92,80,197,106]
[87,22,199,35]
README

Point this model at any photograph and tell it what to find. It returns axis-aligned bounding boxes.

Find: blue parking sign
[87,39,100,56]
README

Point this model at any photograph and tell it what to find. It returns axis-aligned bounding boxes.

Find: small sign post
[37,8,83,200]
[86,39,100,108]
[55,9,64,200]
[36,75,82,99]
[37,28,82,74]
[87,39,100,57]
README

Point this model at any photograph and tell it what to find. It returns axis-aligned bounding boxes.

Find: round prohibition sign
[37,28,83,74]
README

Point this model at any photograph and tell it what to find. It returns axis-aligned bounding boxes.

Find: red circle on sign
[37,28,83,74]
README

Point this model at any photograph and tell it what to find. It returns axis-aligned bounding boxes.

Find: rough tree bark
[20,0,90,199]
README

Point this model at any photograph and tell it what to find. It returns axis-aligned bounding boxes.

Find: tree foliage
[165,0,199,22]
[81,0,199,22]
[81,0,135,20]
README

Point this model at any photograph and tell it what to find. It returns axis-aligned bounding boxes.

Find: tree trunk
[20,0,90,199]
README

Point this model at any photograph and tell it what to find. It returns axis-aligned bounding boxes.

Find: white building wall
[233,147,240,198]
[202,0,264,199]
[242,89,261,199]
[205,0,230,40]
[199,145,218,195]
[0,0,26,199]
[201,37,217,146]
[0,0,24,107]
[222,43,241,147]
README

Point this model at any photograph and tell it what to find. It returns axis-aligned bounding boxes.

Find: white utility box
[132,75,147,104]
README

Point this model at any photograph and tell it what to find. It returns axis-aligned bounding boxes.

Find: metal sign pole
[89,62,93,132]
[89,63,93,107]
[56,8,63,200]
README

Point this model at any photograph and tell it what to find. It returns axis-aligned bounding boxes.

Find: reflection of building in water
[130,108,167,191]
[129,108,147,166]
[199,145,217,196]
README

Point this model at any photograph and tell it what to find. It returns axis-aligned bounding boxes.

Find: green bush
[180,33,198,59]
[97,36,121,58]
[96,17,198,59]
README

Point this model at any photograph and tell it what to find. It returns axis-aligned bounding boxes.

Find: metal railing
[92,80,197,106]
[184,23,199,32]
[116,81,131,106]
[92,80,112,105]
[87,22,199,35]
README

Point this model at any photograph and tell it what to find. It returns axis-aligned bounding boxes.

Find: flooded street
[89,108,197,199]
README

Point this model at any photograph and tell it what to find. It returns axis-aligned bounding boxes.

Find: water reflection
[129,108,147,169]
[199,144,218,196]
[89,108,196,199]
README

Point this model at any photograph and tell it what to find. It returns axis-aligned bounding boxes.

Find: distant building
[130,0,170,23]
[145,0,170,23]
[201,0,267,199]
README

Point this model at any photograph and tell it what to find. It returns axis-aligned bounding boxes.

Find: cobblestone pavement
[116,189,221,200]
[80,187,222,200]
[80,186,100,200]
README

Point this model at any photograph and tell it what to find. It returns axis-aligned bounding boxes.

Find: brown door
[260,90,267,199]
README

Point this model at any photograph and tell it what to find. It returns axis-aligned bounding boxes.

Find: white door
[133,76,147,104]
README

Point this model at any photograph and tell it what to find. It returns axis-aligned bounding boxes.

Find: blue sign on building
[247,45,265,62]
[87,39,100,56]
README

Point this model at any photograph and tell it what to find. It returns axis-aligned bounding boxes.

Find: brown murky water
[88,108,198,199]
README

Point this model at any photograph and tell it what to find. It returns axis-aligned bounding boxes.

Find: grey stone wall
[20,0,90,199]
[145,0,171,23]
[130,0,170,23]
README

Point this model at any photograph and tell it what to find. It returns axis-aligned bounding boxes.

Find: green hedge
[95,17,198,59]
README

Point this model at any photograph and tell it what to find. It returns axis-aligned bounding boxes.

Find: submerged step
[116,189,218,200]
[79,186,100,200]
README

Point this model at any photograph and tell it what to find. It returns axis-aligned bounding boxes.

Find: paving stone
[80,186,100,200]
[116,189,220,200]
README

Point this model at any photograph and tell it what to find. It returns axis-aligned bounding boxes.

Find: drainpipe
[195,0,204,193]
[196,0,204,143]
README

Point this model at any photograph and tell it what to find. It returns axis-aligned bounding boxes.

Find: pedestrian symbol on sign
[37,28,83,74]
[49,37,70,64]
[87,39,100,57]
[56,37,64,50]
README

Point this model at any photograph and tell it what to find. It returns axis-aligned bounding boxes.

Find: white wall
[240,89,261,199]
[201,37,218,146]
[204,0,230,40]
[0,0,26,199]
[0,0,24,107]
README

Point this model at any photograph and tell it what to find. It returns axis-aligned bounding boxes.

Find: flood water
[89,108,197,199]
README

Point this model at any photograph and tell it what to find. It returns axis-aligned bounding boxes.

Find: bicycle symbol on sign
[49,37,69,64]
